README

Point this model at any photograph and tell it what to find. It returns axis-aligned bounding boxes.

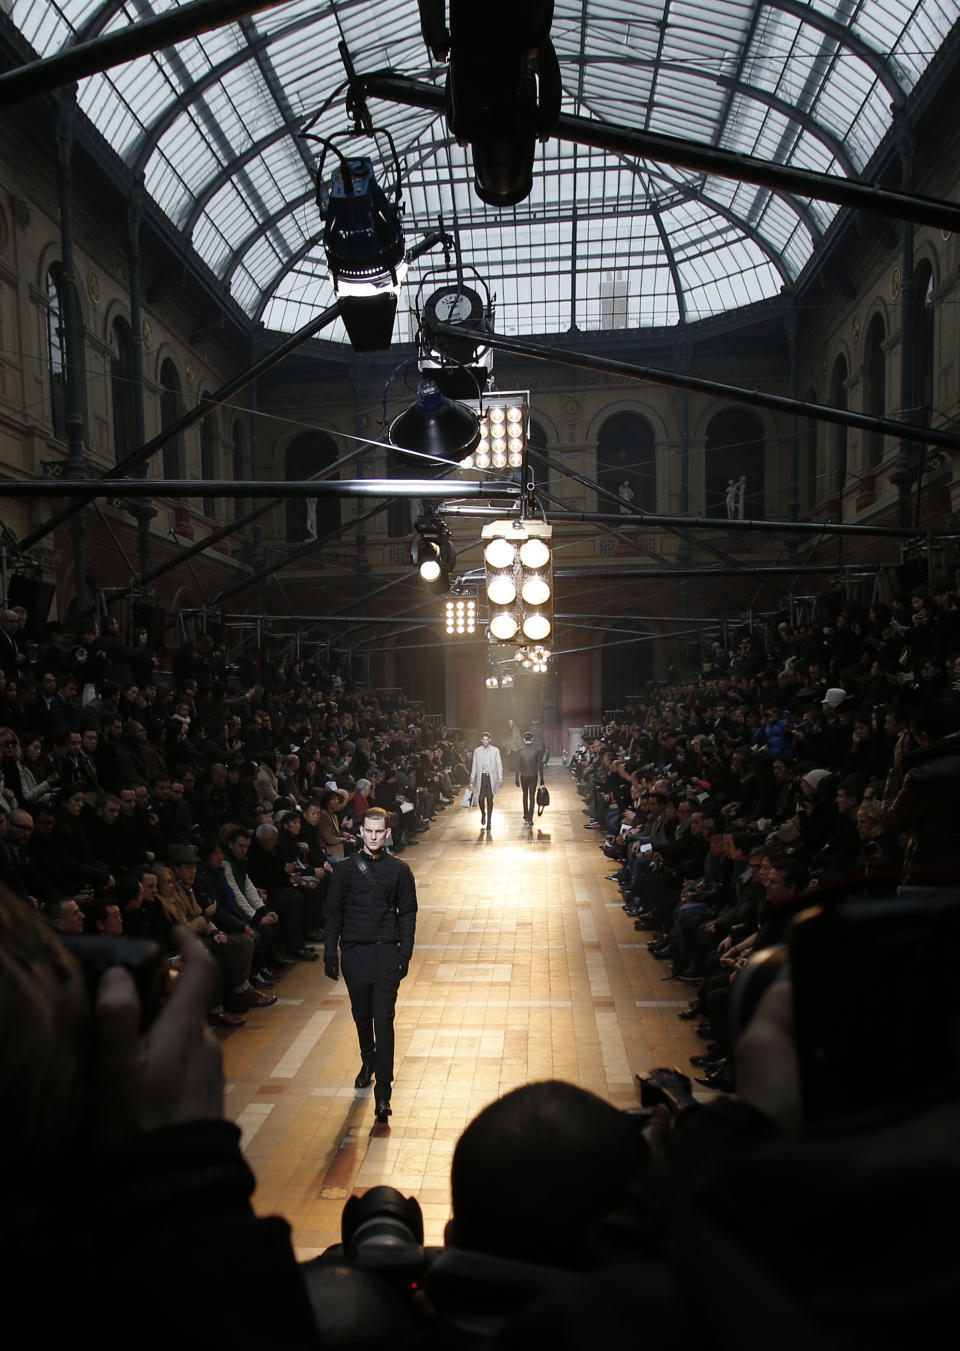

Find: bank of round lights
[482,518,553,647]
[444,597,477,635]
[461,399,526,471]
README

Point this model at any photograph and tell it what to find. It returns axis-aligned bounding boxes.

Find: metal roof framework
[8,0,959,344]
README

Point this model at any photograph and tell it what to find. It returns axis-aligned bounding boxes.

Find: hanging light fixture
[460,393,528,473]
[411,509,456,591]
[311,137,407,352]
[389,380,481,464]
[482,518,553,648]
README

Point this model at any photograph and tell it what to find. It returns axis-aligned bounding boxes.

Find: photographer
[1,893,318,1347]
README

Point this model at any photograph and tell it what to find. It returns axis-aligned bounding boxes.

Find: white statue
[725,478,737,518]
[305,498,318,539]
[735,474,747,519]
[618,480,635,513]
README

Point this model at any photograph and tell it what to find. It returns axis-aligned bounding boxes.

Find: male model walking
[323,807,417,1121]
[469,731,503,830]
[516,730,542,826]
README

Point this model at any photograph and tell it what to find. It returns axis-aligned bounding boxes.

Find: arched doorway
[704,408,765,518]
[596,411,656,513]
[285,432,341,542]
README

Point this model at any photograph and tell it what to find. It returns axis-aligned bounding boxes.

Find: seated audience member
[247,823,318,960]
[45,783,114,897]
[155,854,271,1025]
[197,836,278,991]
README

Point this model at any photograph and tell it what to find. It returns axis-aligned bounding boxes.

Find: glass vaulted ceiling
[10,1,960,342]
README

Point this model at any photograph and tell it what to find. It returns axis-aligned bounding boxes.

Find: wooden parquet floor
[222,767,704,1257]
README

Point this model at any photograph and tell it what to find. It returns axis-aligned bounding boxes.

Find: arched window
[111,318,138,464]
[704,409,765,518]
[232,421,247,521]
[912,261,935,425]
[46,266,68,441]
[596,411,656,513]
[159,359,184,480]
[864,315,886,469]
[803,387,819,511]
[285,431,340,542]
[200,412,218,518]
[830,355,848,498]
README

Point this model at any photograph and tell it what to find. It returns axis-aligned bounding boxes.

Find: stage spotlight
[419,1,561,207]
[411,510,456,591]
[317,154,406,351]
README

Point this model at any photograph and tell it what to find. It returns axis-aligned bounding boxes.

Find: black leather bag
[536,782,550,815]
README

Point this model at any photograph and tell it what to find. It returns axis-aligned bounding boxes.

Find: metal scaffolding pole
[0,0,293,106]
[552,564,880,579]
[361,73,960,234]
[440,505,950,538]
[2,478,520,500]
[16,229,449,552]
[428,322,960,454]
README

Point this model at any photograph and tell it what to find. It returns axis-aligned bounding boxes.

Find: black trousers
[341,941,403,1094]
[520,776,537,822]
[478,772,494,823]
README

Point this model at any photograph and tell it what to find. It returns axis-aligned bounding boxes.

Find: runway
[223,765,704,1257]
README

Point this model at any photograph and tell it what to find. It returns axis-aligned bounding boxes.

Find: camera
[307,1185,574,1338]
[60,934,168,1032]
[634,1066,696,1115]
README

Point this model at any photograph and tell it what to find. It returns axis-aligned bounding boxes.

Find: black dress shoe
[374,1097,392,1122]
[354,1061,375,1089]
[696,1021,714,1039]
[293,947,320,962]
[694,1063,734,1092]
[678,1005,701,1020]
[689,1051,725,1068]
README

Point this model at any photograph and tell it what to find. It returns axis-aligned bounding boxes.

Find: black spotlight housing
[419,1,561,207]
[389,381,481,464]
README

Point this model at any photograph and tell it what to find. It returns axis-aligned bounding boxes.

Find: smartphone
[640,843,653,854]
[790,893,960,1123]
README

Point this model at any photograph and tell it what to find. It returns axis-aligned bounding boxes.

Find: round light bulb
[507,406,522,422]
[474,451,490,469]
[484,538,516,569]
[519,537,550,569]
[460,454,475,468]
[487,575,517,605]
[492,450,507,468]
[522,613,552,641]
[490,611,519,640]
[521,575,551,606]
[489,406,505,423]
[420,559,441,581]
[508,451,523,468]
[508,437,524,453]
